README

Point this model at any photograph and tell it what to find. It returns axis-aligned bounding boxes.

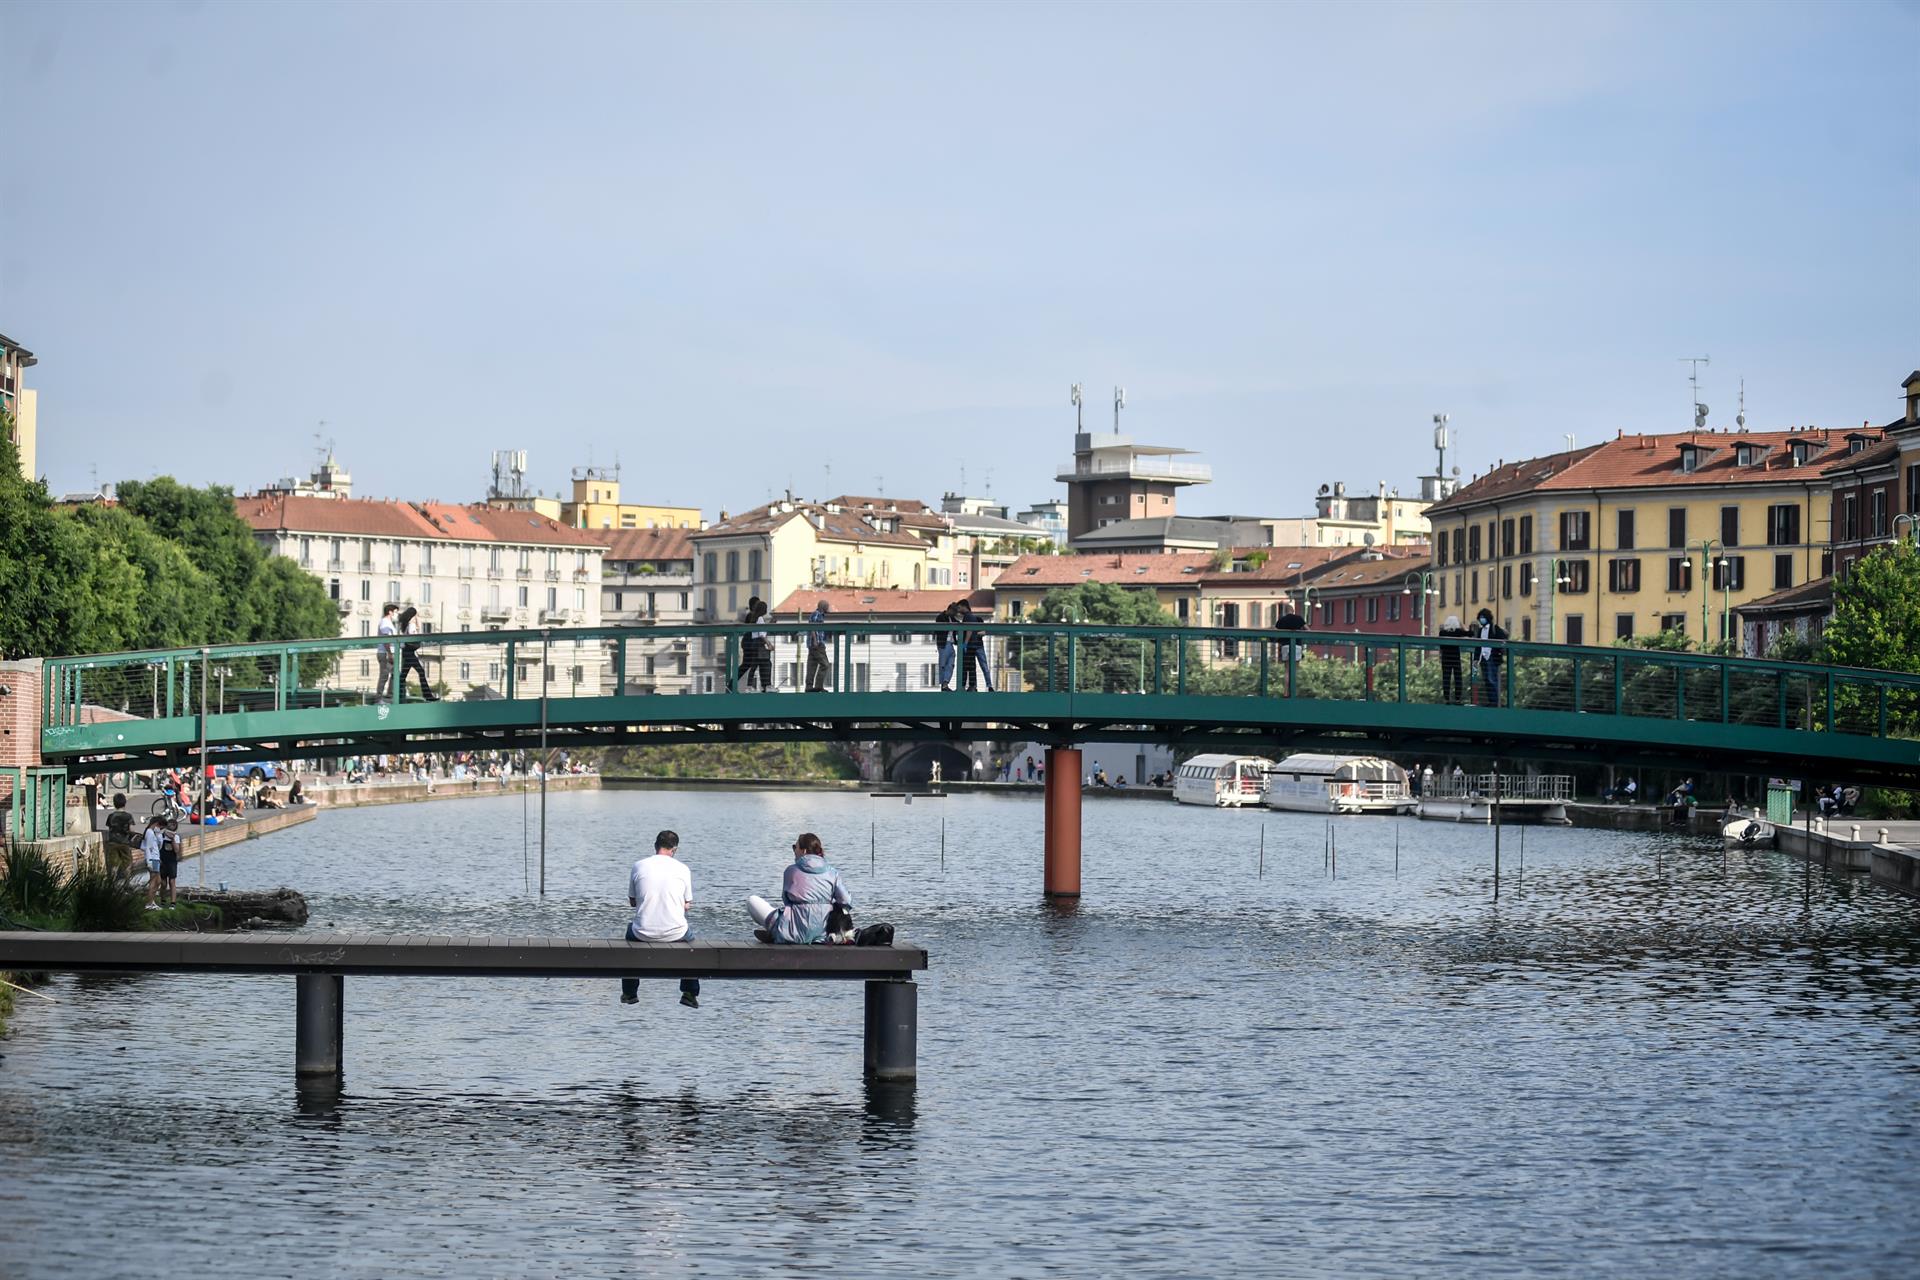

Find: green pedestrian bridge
[34,622,1920,786]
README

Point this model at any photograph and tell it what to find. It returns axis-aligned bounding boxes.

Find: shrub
[68,857,147,932]
[1,843,71,922]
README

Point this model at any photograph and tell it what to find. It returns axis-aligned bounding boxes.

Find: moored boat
[1172,754,1274,807]
[1261,753,1414,815]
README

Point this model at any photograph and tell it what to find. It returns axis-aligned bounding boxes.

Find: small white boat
[1722,813,1774,848]
[1262,753,1414,815]
[1172,754,1274,807]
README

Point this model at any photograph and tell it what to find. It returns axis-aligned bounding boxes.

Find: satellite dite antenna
[1070,383,1083,431]
[1113,386,1126,433]
[1680,356,1710,429]
[1737,379,1747,431]
[1432,413,1450,475]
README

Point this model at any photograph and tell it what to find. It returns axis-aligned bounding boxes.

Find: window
[1615,614,1635,641]
[1470,572,1479,604]
[703,553,717,581]
[1766,504,1800,546]
[1437,534,1449,567]
[1501,519,1515,557]
[1565,615,1584,646]
[1343,599,1356,624]
[1451,528,1465,565]
[488,585,501,609]
[1176,598,1189,622]
[1820,550,1834,577]
[1773,554,1793,590]
[359,620,371,637]
[576,588,586,610]
[1501,565,1512,599]
[459,583,471,606]
[1667,557,1693,592]
[1680,445,1700,473]
[1720,506,1739,548]
[421,582,432,604]
[546,550,559,573]
[518,549,531,572]
[1841,493,1858,541]
[1366,597,1379,623]
[1387,595,1400,622]
[1711,556,1745,592]
[1617,510,1635,550]
[1736,443,1757,467]
[546,587,558,611]
[328,577,340,600]
[1559,510,1590,551]
[1908,465,1920,521]
[421,547,434,573]
[1608,558,1641,593]
[725,550,740,582]
[517,586,529,607]
[1520,618,1531,641]
[387,580,401,602]
[1872,490,1889,537]
[748,549,762,581]
[1563,560,1590,594]
[1660,613,1687,634]
[1468,525,1481,562]
[1519,562,1534,596]
[1667,508,1687,548]
[360,579,371,601]
[1519,515,1533,554]
[490,547,504,572]
[459,662,470,681]
[1790,441,1811,467]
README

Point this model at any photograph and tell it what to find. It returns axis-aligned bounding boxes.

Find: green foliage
[599,741,858,780]
[0,423,338,659]
[1823,542,1920,677]
[1021,583,1178,692]
[67,858,147,932]
[1,843,72,922]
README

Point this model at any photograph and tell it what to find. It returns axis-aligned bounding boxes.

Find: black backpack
[853,923,895,947]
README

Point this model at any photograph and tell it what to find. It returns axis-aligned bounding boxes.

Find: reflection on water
[3,789,1920,1276]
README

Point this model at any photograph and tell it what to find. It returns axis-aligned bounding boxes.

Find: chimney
[1907,372,1920,424]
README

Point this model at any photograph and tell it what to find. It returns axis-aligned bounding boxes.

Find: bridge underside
[40,690,1920,786]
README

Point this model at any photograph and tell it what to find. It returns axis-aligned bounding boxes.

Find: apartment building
[760,588,995,693]
[584,526,695,694]
[238,494,606,697]
[560,464,701,531]
[1425,428,1865,648]
[2,331,37,481]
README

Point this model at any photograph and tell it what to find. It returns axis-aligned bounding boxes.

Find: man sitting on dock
[622,830,700,1010]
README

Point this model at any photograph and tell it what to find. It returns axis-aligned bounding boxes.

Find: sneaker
[620,992,638,1005]
[679,992,699,1009]
[753,928,774,944]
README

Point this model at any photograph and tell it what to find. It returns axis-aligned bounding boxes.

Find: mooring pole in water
[1331,827,1337,880]
[1394,822,1400,877]
[1804,794,1813,910]
[1259,822,1265,878]
[1324,822,1331,872]
[197,646,209,888]
[539,630,549,897]
[1042,746,1082,899]
[521,761,530,894]
[1492,766,1502,901]
[871,818,876,873]
[940,812,946,873]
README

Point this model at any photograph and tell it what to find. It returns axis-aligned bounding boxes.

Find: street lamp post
[1546,557,1574,644]
[1693,538,1721,646]
[1894,513,1918,543]
[1714,555,1733,650]
[1401,571,1438,635]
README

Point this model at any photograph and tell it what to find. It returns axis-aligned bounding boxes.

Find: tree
[0,423,143,659]
[1021,583,1176,692]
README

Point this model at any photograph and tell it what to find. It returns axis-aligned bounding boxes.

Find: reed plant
[1,842,71,924]
[67,857,146,932]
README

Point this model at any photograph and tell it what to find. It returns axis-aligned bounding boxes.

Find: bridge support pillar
[295,973,344,1077]
[864,979,917,1082]
[1043,746,1082,899]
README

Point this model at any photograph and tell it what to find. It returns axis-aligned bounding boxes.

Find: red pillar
[1043,746,1082,898]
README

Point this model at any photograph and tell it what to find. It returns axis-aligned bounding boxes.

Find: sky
[4,0,1916,518]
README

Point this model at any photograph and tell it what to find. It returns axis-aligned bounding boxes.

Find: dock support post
[864,979,917,1081]
[295,973,344,1077]
[1043,746,1082,899]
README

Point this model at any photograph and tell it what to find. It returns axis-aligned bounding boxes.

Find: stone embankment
[603,775,1172,800]
[175,886,309,929]
[180,802,316,860]
[309,773,600,809]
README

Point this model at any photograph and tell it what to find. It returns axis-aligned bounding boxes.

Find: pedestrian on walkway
[934,604,958,691]
[375,602,400,702]
[396,606,437,700]
[1474,608,1507,707]
[804,601,833,692]
[958,600,991,691]
[1438,614,1469,705]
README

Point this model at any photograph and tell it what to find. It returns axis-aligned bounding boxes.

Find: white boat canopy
[1177,754,1273,775]
[1270,753,1408,783]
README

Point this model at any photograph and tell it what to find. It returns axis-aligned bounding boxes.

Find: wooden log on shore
[174,887,310,928]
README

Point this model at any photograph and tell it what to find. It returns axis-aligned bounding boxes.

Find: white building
[583,526,696,694]
[238,494,607,699]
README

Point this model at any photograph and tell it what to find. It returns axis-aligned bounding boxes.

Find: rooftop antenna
[959,462,967,493]
[1736,379,1747,431]
[1113,385,1126,433]
[1432,412,1451,476]
[1680,355,1710,430]
[824,463,832,496]
[313,424,332,465]
[985,466,994,497]
[1070,383,1083,432]
[876,474,885,496]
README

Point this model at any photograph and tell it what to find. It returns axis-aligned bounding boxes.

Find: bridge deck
[0,931,927,980]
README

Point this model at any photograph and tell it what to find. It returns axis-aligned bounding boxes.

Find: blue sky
[4,0,1915,517]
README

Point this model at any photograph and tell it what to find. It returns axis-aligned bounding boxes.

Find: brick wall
[1,658,44,770]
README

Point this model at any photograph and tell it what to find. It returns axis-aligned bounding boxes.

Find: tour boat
[1172,754,1274,808]
[1261,753,1414,815]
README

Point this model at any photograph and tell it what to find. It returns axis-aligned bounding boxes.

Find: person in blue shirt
[747,832,853,944]
[803,601,833,692]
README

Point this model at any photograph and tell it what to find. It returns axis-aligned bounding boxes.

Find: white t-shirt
[629,853,692,941]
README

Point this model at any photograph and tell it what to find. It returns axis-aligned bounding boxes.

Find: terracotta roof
[583,526,695,564]
[1735,574,1833,616]
[236,495,444,539]
[997,552,1217,587]
[415,503,607,547]
[826,495,931,515]
[769,587,992,618]
[1822,438,1901,477]
[1199,545,1401,585]
[1296,549,1431,594]
[1429,429,1873,515]
[693,499,926,548]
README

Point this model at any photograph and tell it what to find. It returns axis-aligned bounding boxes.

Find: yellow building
[561,465,700,531]
[1424,428,1871,647]
[2,332,37,480]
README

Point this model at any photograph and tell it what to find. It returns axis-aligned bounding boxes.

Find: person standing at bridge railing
[1474,609,1507,707]
[958,600,991,691]
[934,604,958,692]
[1438,615,1469,704]
[804,601,833,692]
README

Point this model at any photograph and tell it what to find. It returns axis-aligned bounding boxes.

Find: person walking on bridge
[622,829,700,1009]
[375,602,399,703]
[396,606,438,701]
[804,600,833,692]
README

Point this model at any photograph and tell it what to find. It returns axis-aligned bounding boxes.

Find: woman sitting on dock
[747,833,853,944]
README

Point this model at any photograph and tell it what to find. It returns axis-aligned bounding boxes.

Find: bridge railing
[38,622,1920,747]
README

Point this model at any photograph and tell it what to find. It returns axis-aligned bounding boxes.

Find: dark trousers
[400,650,432,696]
[1441,660,1463,704]
[622,921,699,1000]
[1481,661,1501,707]
[963,646,988,691]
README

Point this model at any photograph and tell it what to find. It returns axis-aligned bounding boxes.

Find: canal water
[4,789,1919,1277]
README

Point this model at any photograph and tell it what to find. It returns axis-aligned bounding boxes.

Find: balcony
[539,608,573,624]
[1055,456,1212,484]
[486,568,504,579]
[326,559,345,571]
[356,560,376,573]
[333,599,352,615]
[456,566,475,579]
[516,568,533,580]
[572,569,591,582]
[480,607,512,623]
[544,570,562,582]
